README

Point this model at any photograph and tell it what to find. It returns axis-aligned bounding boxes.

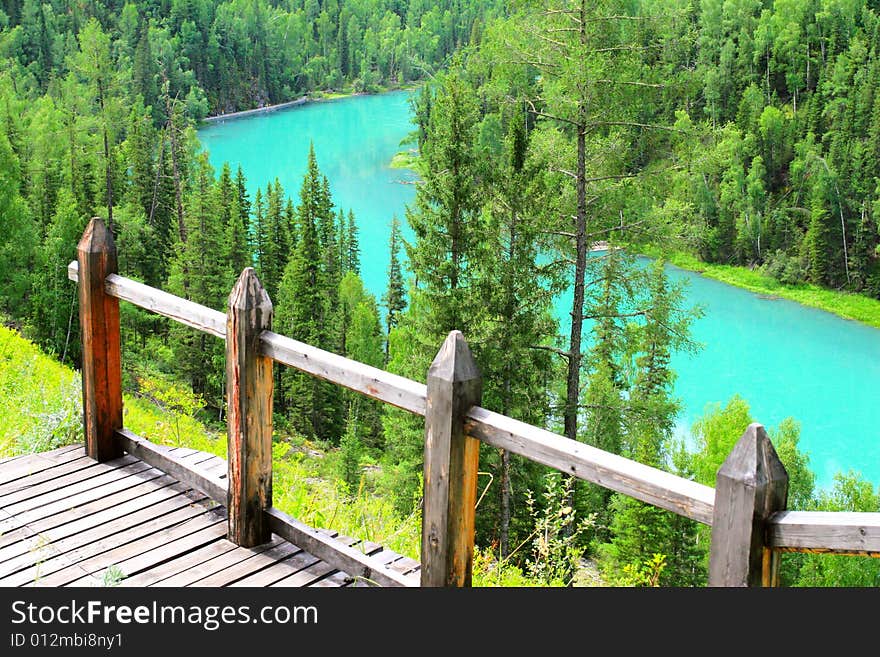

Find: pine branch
[531,344,570,359]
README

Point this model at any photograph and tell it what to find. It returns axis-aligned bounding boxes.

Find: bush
[762,249,807,285]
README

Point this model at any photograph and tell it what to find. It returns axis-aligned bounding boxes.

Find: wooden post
[421,330,482,587]
[77,217,123,462]
[709,423,789,587]
[226,268,273,547]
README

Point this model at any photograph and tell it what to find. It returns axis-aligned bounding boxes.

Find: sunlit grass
[658,251,880,329]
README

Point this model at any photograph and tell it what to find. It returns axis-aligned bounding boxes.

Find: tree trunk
[98,80,113,228]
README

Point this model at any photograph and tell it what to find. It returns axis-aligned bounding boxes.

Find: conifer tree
[275,150,344,442]
[29,189,84,362]
[382,68,485,512]
[346,209,360,275]
[473,104,558,557]
[166,153,228,407]
[382,214,407,344]
[601,261,702,586]
[218,163,251,279]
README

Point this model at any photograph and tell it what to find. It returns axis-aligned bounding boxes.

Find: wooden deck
[0,445,419,588]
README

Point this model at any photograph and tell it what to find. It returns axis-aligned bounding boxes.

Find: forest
[0,0,879,587]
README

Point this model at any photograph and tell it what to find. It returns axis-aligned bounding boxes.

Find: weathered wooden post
[226,268,274,547]
[421,330,482,587]
[77,217,124,462]
[709,423,789,586]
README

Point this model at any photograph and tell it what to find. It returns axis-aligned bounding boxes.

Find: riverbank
[653,250,880,330]
[200,96,309,123]
[201,82,420,124]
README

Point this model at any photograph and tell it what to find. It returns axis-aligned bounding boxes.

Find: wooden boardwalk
[0,445,419,588]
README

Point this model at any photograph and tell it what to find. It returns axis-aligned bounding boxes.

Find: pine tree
[69,19,122,228]
[275,151,344,443]
[29,188,84,363]
[601,261,702,586]
[339,272,385,450]
[382,214,407,345]
[405,67,483,338]
[218,162,251,279]
[473,104,558,557]
[0,130,35,318]
[346,209,360,275]
[382,68,485,512]
[257,178,289,300]
[166,153,228,408]
[132,20,160,124]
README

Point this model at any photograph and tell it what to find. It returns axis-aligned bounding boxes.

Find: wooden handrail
[466,406,717,525]
[68,250,880,586]
[768,511,880,555]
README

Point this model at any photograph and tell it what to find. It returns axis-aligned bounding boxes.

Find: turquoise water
[198,92,880,491]
[198,91,418,298]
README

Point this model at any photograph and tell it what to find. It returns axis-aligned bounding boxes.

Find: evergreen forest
[1,0,879,587]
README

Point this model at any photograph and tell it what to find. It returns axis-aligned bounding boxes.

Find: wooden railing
[68,218,880,587]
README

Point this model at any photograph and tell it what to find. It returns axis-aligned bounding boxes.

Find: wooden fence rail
[68,218,880,587]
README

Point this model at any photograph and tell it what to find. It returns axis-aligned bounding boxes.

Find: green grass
[649,250,880,329]
[390,149,419,170]
[0,325,82,456]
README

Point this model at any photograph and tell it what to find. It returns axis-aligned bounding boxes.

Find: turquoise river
[199,89,880,491]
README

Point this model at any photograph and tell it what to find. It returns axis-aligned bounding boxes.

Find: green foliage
[524,473,594,587]
[613,554,667,588]
[0,325,82,457]
[99,565,126,587]
[135,371,205,447]
[337,414,364,495]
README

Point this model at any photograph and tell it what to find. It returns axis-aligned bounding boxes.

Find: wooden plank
[307,571,350,587]
[0,456,98,498]
[226,268,273,547]
[388,555,421,577]
[0,473,183,550]
[191,538,308,587]
[223,527,336,587]
[421,330,481,587]
[0,455,139,508]
[709,424,789,587]
[273,559,344,587]
[119,539,240,586]
[196,457,228,478]
[0,447,90,484]
[116,428,227,504]
[0,490,209,577]
[0,461,155,531]
[148,537,285,587]
[466,406,716,525]
[310,541,385,587]
[262,535,361,588]
[68,261,226,338]
[3,503,217,586]
[266,507,415,587]
[66,521,228,586]
[231,547,324,587]
[260,330,427,415]
[768,511,880,555]
[22,507,223,587]
[76,218,124,461]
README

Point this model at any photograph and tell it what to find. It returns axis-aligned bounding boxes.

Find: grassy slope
[652,251,880,329]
